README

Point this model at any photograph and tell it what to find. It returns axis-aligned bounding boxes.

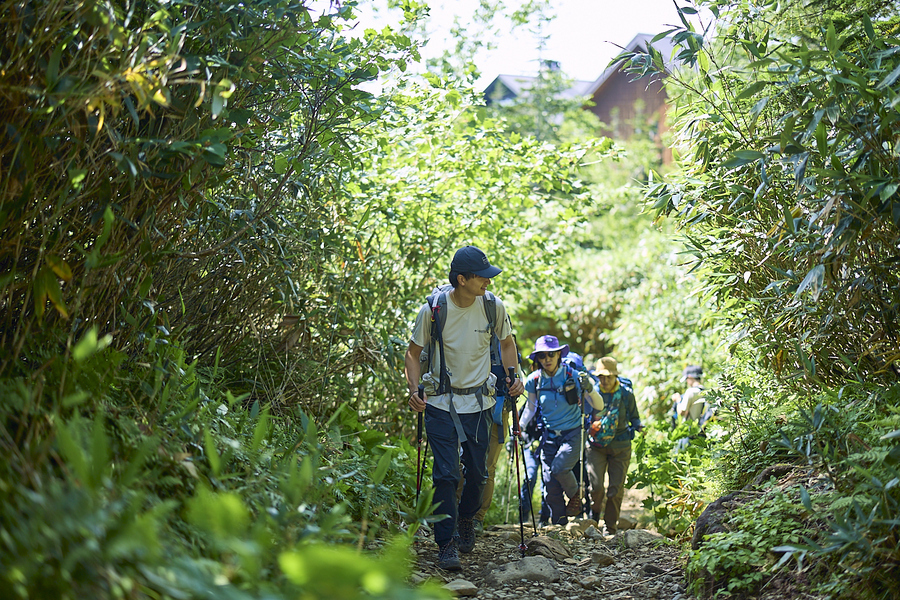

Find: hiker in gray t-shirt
[405,246,524,571]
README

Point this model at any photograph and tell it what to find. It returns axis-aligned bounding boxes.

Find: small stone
[579,575,601,590]
[541,588,556,599]
[591,550,615,566]
[443,579,478,596]
[481,561,498,576]
[563,558,578,565]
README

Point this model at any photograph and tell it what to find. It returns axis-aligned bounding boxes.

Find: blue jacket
[524,365,583,433]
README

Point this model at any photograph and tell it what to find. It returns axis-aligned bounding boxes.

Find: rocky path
[409,489,694,599]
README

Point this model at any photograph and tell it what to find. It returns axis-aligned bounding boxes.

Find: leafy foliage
[0,0,422,416]
[617,1,900,597]
[0,331,443,599]
[629,419,722,536]
[0,0,451,597]
[626,0,900,390]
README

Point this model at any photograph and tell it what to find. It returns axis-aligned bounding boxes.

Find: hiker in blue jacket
[518,336,599,525]
[585,356,642,536]
[404,246,524,571]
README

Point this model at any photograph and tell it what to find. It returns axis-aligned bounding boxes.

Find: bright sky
[349,0,700,88]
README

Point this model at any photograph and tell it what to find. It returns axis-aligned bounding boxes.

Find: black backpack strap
[484,292,503,369]
[428,291,451,395]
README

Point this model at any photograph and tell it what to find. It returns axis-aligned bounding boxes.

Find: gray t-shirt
[411,293,511,414]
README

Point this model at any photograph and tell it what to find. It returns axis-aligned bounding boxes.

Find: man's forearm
[404,346,422,393]
[500,337,519,373]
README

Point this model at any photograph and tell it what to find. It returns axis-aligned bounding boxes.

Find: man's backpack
[420,283,502,396]
[588,377,632,448]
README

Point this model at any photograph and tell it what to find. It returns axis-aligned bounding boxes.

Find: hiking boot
[565,495,583,517]
[436,540,461,571]
[457,517,476,553]
[473,519,484,536]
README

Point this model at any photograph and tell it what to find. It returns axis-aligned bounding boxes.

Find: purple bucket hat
[528,335,570,361]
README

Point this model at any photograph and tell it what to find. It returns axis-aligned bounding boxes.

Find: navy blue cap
[450,246,502,278]
[682,365,703,381]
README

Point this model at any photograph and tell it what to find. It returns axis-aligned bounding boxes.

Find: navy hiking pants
[425,404,491,547]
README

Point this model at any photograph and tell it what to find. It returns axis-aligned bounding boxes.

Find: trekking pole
[504,449,513,524]
[415,384,425,509]
[580,395,587,518]
[518,432,539,536]
[507,367,527,557]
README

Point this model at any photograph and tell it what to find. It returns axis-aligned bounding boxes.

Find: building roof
[584,33,680,98]
[483,74,595,106]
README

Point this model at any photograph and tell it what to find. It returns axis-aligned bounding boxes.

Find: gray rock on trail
[523,535,571,561]
[622,528,665,548]
[591,550,615,566]
[443,579,478,596]
[483,556,561,586]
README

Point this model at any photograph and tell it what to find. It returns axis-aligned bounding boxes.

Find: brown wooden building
[584,34,677,164]
[483,34,678,164]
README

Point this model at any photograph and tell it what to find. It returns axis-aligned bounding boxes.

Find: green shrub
[629,419,723,537]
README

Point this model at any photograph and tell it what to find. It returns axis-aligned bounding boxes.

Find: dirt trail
[409,487,694,599]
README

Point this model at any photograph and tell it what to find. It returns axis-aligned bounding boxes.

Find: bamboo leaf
[205,428,221,476]
[251,405,270,453]
[736,81,766,101]
[877,63,900,91]
[56,420,90,486]
[799,484,812,512]
[795,264,825,302]
[372,448,392,485]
